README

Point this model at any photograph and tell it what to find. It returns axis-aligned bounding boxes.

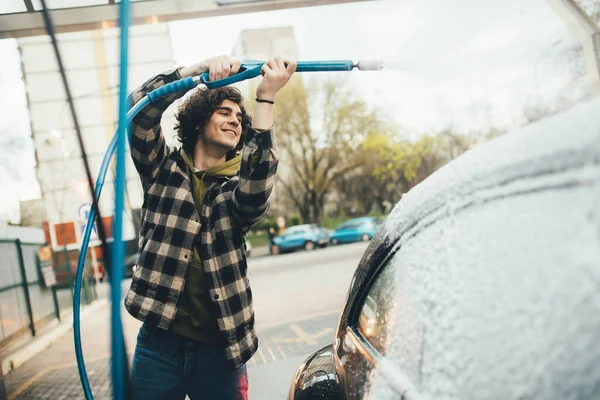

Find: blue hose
[111,0,131,398]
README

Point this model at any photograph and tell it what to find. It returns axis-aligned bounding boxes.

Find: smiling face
[175,87,251,159]
[198,99,243,153]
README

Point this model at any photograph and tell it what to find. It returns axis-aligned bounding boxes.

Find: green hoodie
[171,148,241,343]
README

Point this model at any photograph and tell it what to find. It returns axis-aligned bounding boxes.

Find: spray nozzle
[353,60,384,71]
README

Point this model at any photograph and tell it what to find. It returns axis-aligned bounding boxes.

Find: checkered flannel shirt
[124,69,278,368]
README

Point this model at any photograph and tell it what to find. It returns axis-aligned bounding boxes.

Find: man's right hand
[178,56,242,82]
[256,57,297,101]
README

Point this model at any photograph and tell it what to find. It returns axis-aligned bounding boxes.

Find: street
[4,242,369,400]
[251,242,367,326]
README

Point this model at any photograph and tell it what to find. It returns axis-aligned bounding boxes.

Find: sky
[169,0,589,133]
[0,0,596,221]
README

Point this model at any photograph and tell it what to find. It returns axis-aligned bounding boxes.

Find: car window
[284,226,307,235]
[340,220,364,229]
[356,260,398,355]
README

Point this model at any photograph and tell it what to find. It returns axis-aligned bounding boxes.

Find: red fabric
[239,369,249,400]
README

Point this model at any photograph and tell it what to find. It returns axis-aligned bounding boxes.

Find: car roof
[339,217,376,227]
[285,224,313,230]
[345,217,376,222]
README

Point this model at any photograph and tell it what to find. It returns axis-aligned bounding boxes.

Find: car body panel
[244,238,252,257]
[289,345,342,400]
[290,98,600,399]
[124,253,139,278]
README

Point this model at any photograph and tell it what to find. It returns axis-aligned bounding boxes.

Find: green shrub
[247,231,270,247]
[290,215,302,226]
[252,218,277,232]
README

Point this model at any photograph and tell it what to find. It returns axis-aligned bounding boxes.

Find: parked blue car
[272,224,329,254]
[329,217,379,245]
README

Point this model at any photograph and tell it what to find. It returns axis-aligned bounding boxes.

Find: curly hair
[174,86,252,158]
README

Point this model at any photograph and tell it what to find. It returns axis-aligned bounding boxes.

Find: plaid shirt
[124,69,278,368]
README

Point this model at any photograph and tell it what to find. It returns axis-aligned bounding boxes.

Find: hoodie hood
[179,148,241,226]
[180,148,241,179]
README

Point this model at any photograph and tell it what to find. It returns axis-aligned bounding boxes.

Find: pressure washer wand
[305,59,383,71]
[241,59,384,72]
[198,59,383,88]
[147,59,383,99]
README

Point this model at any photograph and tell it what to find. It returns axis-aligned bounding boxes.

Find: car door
[334,248,418,400]
[285,227,309,249]
[337,222,357,243]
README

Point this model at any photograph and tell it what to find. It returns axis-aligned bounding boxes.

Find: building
[16,23,178,252]
[231,27,307,218]
[232,26,298,62]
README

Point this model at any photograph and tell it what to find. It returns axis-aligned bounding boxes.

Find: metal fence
[0,239,96,344]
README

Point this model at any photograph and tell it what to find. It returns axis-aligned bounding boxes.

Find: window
[339,221,361,229]
[356,261,398,355]
[284,226,308,235]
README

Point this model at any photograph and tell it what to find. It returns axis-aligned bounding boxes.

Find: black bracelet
[256,98,275,104]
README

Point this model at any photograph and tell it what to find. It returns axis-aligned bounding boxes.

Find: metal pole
[36,248,61,322]
[52,286,61,322]
[82,261,91,305]
[64,245,74,302]
[15,239,36,337]
[0,363,7,400]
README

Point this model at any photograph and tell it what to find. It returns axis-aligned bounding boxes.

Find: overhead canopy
[0,0,374,38]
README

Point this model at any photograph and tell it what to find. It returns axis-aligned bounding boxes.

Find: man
[267,226,276,254]
[125,55,296,399]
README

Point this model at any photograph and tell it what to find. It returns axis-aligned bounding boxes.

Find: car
[124,253,139,278]
[245,238,252,258]
[328,217,379,245]
[288,98,600,399]
[272,224,329,254]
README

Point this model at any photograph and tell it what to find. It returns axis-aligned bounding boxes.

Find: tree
[523,42,591,124]
[334,167,401,216]
[416,131,474,181]
[18,199,45,227]
[335,131,474,215]
[273,77,386,223]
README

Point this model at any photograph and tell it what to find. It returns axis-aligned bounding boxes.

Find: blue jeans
[130,323,248,400]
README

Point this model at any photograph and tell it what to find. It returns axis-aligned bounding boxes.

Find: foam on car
[368,97,600,399]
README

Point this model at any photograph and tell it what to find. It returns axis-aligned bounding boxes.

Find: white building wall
[0,220,45,243]
[17,23,178,248]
